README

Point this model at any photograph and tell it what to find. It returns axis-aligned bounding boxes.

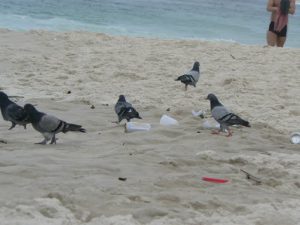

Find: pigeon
[175,61,200,91]
[0,91,30,130]
[23,104,86,144]
[206,93,250,137]
[114,95,142,123]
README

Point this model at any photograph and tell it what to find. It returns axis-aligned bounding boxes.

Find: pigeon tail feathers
[63,123,86,133]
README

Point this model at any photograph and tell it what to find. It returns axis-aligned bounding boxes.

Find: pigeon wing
[115,101,132,115]
[211,106,231,123]
[36,115,63,133]
[5,103,28,122]
[185,70,200,82]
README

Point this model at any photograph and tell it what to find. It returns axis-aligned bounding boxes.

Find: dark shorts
[269,21,287,37]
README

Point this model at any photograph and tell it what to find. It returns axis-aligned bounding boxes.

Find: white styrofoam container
[125,122,151,132]
[160,114,178,126]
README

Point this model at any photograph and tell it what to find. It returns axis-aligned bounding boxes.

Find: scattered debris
[160,115,178,126]
[166,108,170,111]
[202,177,229,183]
[118,177,127,181]
[126,122,151,132]
[290,132,300,144]
[90,105,95,109]
[192,110,205,118]
[67,90,71,94]
[241,169,262,184]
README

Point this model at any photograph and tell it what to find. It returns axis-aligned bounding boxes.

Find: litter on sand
[290,132,300,144]
[160,114,178,126]
[125,122,151,132]
[202,177,229,183]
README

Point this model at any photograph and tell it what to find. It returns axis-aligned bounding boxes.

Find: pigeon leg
[35,139,48,145]
[50,135,58,144]
[211,130,220,135]
[184,85,188,91]
[23,124,27,129]
[226,129,233,137]
[8,122,16,130]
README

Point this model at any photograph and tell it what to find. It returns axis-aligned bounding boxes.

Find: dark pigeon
[175,61,200,91]
[0,91,30,130]
[114,95,142,123]
[24,104,86,144]
[206,93,250,136]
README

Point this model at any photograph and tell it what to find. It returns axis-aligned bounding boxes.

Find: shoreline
[2,27,300,49]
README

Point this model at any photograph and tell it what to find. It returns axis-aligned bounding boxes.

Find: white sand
[0,29,300,225]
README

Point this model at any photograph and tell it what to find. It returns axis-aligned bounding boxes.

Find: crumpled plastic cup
[202,120,220,129]
[125,122,151,132]
[192,110,205,118]
[290,132,300,144]
[160,114,178,126]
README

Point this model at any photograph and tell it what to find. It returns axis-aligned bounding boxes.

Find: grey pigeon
[175,61,200,91]
[0,91,30,129]
[24,104,86,144]
[114,95,142,123]
[206,93,250,136]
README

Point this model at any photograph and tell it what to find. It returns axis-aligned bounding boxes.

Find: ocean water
[0,0,299,47]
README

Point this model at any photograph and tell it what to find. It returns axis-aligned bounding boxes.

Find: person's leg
[277,26,287,47]
[267,31,277,46]
[277,37,286,47]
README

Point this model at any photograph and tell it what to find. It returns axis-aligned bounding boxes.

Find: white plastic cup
[192,110,205,118]
[125,122,151,132]
[160,114,178,126]
[202,120,220,129]
[290,132,300,144]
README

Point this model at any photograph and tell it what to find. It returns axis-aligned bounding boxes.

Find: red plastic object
[202,177,229,183]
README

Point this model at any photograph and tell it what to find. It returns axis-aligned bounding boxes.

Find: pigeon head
[206,93,222,110]
[24,104,42,122]
[192,61,200,72]
[0,91,10,106]
[24,104,37,113]
[0,91,9,101]
[118,95,126,102]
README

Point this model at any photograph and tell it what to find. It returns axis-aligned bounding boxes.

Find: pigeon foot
[211,130,220,135]
[8,123,16,130]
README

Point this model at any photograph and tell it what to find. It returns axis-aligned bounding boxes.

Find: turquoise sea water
[0,0,299,47]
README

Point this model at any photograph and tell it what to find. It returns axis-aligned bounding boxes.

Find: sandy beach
[0,29,300,225]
